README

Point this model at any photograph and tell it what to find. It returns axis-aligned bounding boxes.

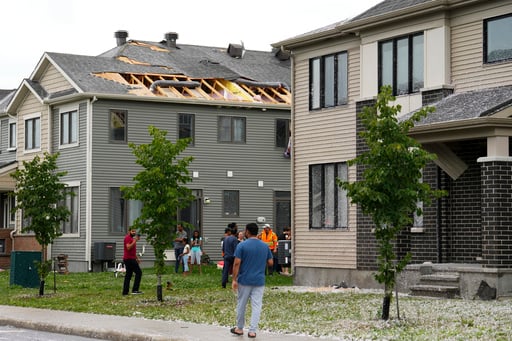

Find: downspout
[86,96,97,271]
[47,103,53,262]
[436,166,443,263]
[10,229,17,253]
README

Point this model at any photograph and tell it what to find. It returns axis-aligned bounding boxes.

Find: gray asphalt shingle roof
[350,0,434,22]
[45,39,290,98]
[405,86,512,126]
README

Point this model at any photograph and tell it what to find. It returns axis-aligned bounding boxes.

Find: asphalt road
[0,325,105,341]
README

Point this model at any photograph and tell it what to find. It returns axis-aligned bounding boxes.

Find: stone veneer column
[478,158,512,268]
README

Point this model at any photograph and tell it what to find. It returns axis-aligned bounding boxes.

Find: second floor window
[379,33,424,96]
[275,119,290,148]
[310,51,348,110]
[25,115,40,150]
[484,14,512,64]
[178,113,195,143]
[218,116,246,143]
[8,121,16,149]
[61,110,78,145]
[110,110,127,143]
[309,162,348,229]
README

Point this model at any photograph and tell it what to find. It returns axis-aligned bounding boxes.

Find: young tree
[338,86,446,320]
[122,126,194,301]
[11,152,72,296]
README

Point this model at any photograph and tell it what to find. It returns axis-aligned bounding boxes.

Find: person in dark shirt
[221,227,238,288]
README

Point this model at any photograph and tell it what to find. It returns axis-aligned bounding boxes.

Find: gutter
[86,96,97,272]
[42,92,290,111]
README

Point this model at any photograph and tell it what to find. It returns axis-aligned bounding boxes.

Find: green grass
[2,265,512,340]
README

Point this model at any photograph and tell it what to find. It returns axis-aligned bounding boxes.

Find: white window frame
[24,112,41,153]
[58,104,79,149]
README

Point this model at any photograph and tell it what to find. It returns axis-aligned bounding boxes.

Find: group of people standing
[122,221,290,338]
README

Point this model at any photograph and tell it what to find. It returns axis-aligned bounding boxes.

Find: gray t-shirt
[174,230,187,249]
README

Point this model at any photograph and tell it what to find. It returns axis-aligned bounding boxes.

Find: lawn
[1,264,512,340]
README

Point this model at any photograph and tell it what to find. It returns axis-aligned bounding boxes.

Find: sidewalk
[0,305,340,341]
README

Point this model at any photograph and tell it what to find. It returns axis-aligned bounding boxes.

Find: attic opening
[93,72,291,104]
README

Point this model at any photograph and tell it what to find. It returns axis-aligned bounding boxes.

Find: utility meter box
[10,251,42,288]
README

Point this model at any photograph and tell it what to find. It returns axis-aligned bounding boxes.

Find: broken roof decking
[39,38,291,106]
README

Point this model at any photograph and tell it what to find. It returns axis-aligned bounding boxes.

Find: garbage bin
[9,251,42,288]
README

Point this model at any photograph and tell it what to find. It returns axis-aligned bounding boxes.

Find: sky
[0,0,382,89]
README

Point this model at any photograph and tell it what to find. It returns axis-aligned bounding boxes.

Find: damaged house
[0,31,291,271]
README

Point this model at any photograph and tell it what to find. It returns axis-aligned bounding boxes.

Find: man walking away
[122,228,143,295]
[221,227,238,288]
[230,223,273,338]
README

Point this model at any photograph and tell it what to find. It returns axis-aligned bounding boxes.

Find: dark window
[61,186,79,234]
[223,190,239,217]
[178,113,195,143]
[218,116,246,143]
[0,239,4,253]
[25,117,41,150]
[109,188,143,234]
[110,110,127,142]
[379,33,424,96]
[310,51,348,110]
[309,162,348,229]
[275,119,290,148]
[61,110,78,145]
[8,122,16,149]
[484,14,512,63]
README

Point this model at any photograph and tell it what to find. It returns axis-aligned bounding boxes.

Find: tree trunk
[157,274,163,301]
[39,280,45,296]
[381,292,391,320]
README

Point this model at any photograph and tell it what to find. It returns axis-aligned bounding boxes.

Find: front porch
[398,263,512,300]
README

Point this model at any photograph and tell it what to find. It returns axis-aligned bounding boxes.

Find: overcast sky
[0,0,382,89]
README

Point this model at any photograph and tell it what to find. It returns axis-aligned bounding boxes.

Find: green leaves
[122,126,194,277]
[338,86,447,318]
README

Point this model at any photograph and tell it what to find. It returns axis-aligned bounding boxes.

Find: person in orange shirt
[259,224,278,275]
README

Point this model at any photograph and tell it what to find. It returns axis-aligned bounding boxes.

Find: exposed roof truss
[94,72,291,105]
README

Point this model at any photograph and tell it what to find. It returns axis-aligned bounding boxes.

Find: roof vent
[165,32,179,49]
[227,43,245,58]
[114,30,128,46]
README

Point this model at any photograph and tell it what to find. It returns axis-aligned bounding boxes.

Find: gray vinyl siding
[50,102,88,269]
[89,99,290,262]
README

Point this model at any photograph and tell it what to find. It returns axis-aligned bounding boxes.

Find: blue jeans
[236,284,264,333]
[174,247,184,273]
[222,256,234,287]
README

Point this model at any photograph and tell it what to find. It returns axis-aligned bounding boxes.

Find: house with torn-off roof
[1,31,291,272]
[276,0,512,298]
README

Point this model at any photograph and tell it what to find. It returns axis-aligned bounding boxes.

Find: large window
[61,186,79,235]
[310,51,348,110]
[8,120,16,150]
[275,119,290,148]
[379,33,424,96]
[484,14,512,63]
[218,116,246,143]
[178,113,195,143]
[223,190,239,217]
[61,109,78,146]
[309,162,348,229]
[110,110,127,142]
[25,115,41,150]
[110,188,143,234]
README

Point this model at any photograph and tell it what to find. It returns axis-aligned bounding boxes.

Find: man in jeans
[221,227,238,288]
[230,223,273,338]
[173,224,187,273]
[122,228,143,295]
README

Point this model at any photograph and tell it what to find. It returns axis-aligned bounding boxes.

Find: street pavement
[0,305,340,341]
